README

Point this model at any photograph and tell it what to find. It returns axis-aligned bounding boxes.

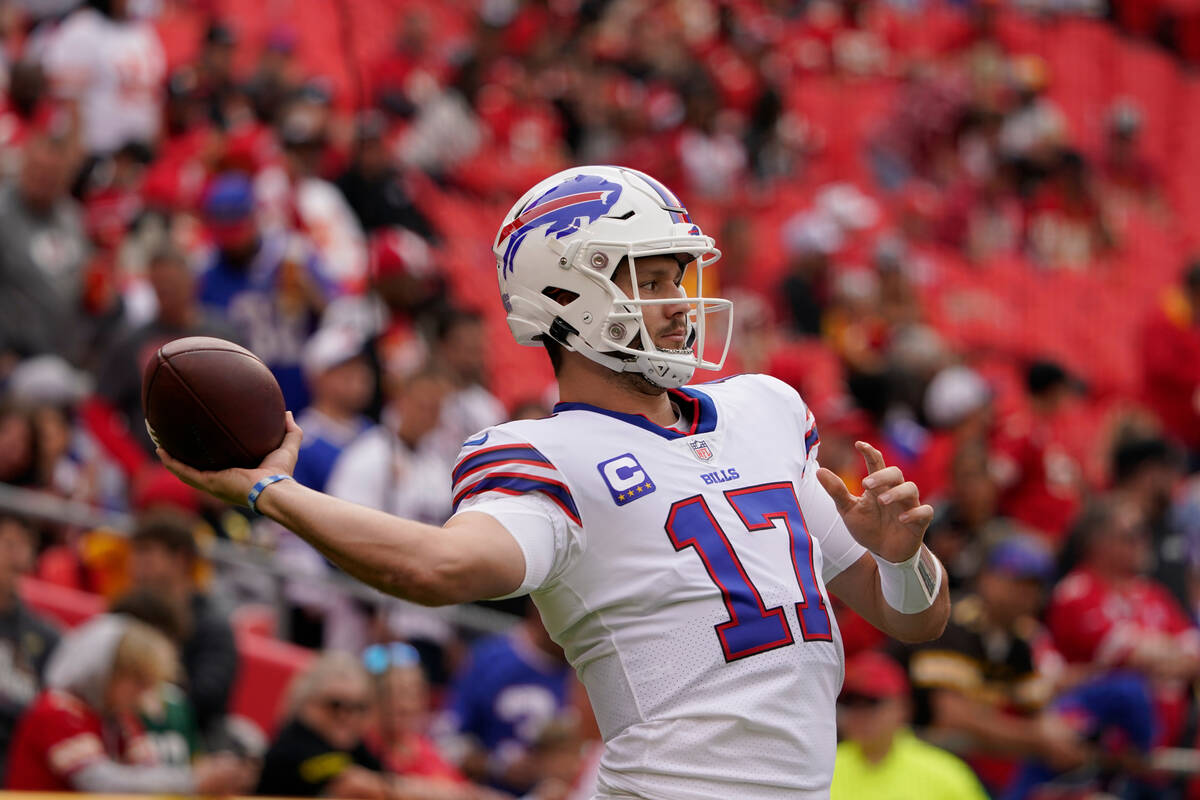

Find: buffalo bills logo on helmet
[497,174,623,278]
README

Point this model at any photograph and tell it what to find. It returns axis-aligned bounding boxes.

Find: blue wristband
[247,474,293,515]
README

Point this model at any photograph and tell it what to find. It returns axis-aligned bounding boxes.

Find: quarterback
[160,166,950,799]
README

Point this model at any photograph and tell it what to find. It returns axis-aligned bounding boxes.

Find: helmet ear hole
[541,286,580,306]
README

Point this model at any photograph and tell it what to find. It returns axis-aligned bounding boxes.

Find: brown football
[142,336,287,471]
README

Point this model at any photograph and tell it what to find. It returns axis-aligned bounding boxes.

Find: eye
[640,280,658,292]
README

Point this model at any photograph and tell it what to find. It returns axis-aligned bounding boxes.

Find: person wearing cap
[197,172,333,412]
[830,650,988,800]
[894,534,1088,793]
[1140,259,1200,463]
[0,106,88,363]
[991,358,1085,544]
[293,326,375,494]
[128,511,237,746]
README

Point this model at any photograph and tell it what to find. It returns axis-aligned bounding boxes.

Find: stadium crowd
[2,0,1200,797]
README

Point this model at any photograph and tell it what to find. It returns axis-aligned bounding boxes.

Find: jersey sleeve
[449,428,584,597]
[755,375,868,582]
[30,695,107,780]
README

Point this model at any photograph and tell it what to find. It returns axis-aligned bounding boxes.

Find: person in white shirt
[39,0,165,156]
[159,165,950,800]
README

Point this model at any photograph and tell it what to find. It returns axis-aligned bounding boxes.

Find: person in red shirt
[1047,497,1200,746]
[991,360,1085,546]
[1140,262,1200,459]
[6,614,251,793]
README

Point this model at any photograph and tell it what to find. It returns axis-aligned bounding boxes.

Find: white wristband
[872,545,942,614]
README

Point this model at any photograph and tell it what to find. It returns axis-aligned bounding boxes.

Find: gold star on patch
[636,485,644,493]
[618,493,626,501]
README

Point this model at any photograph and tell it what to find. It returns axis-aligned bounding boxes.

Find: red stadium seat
[17,576,106,629]
[229,631,315,736]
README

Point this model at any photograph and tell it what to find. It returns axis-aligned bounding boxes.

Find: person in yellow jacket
[831,650,988,800]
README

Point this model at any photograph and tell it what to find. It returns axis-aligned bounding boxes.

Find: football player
[159,165,950,799]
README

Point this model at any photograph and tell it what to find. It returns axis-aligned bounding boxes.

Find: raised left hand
[816,441,934,563]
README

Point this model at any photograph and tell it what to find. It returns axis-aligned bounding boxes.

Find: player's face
[613,255,691,352]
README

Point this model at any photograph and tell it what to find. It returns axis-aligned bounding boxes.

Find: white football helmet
[493,165,733,389]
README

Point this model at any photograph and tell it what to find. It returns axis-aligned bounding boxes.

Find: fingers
[856,440,887,474]
[816,467,855,513]
[897,503,934,527]
[281,410,303,453]
[862,466,903,492]
[877,481,919,507]
[155,448,204,491]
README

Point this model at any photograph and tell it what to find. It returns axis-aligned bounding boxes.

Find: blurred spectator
[0,514,59,784]
[194,21,237,129]
[0,404,45,489]
[924,441,1005,592]
[0,109,88,362]
[779,212,840,337]
[6,614,252,793]
[429,308,505,457]
[1110,435,1189,611]
[7,354,127,507]
[109,589,200,767]
[245,25,301,127]
[1024,149,1113,269]
[991,360,1085,545]
[1099,100,1166,219]
[293,325,374,493]
[447,599,572,796]
[96,244,240,455]
[256,104,367,288]
[129,511,237,743]
[197,172,331,411]
[1140,261,1200,460]
[327,368,454,525]
[335,112,436,238]
[1047,497,1200,746]
[256,651,388,798]
[895,535,1086,794]
[830,650,989,800]
[362,641,487,797]
[39,0,165,158]
[0,60,49,181]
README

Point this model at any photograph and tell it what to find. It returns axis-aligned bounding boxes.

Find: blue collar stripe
[452,445,553,486]
[453,475,580,525]
[552,387,718,441]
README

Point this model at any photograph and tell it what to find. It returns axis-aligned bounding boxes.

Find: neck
[860,730,896,764]
[557,357,676,427]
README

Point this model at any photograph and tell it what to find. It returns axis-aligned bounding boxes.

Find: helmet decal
[497,174,623,277]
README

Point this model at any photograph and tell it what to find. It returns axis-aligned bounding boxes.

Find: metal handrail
[0,482,520,637]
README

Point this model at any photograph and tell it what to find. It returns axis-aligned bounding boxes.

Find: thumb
[816,467,856,514]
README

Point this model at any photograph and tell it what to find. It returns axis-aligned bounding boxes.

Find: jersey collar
[553,386,718,441]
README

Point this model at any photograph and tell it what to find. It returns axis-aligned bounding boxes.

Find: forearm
[829,550,950,643]
[255,479,522,605]
[931,691,1048,756]
[72,760,194,794]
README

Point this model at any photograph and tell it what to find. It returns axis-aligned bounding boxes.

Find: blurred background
[3,0,1200,798]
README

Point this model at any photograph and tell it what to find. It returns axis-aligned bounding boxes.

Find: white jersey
[451,374,867,800]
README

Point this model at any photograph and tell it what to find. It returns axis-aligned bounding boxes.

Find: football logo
[497,174,623,277]
[597,453,656,506]
[689,440,714,461]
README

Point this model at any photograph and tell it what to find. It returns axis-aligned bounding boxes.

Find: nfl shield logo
[689,440,714,461]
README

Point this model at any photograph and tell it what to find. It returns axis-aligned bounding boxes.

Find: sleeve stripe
[453,473,581,525]
[452,444,553,485]
[804,425,819,456]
